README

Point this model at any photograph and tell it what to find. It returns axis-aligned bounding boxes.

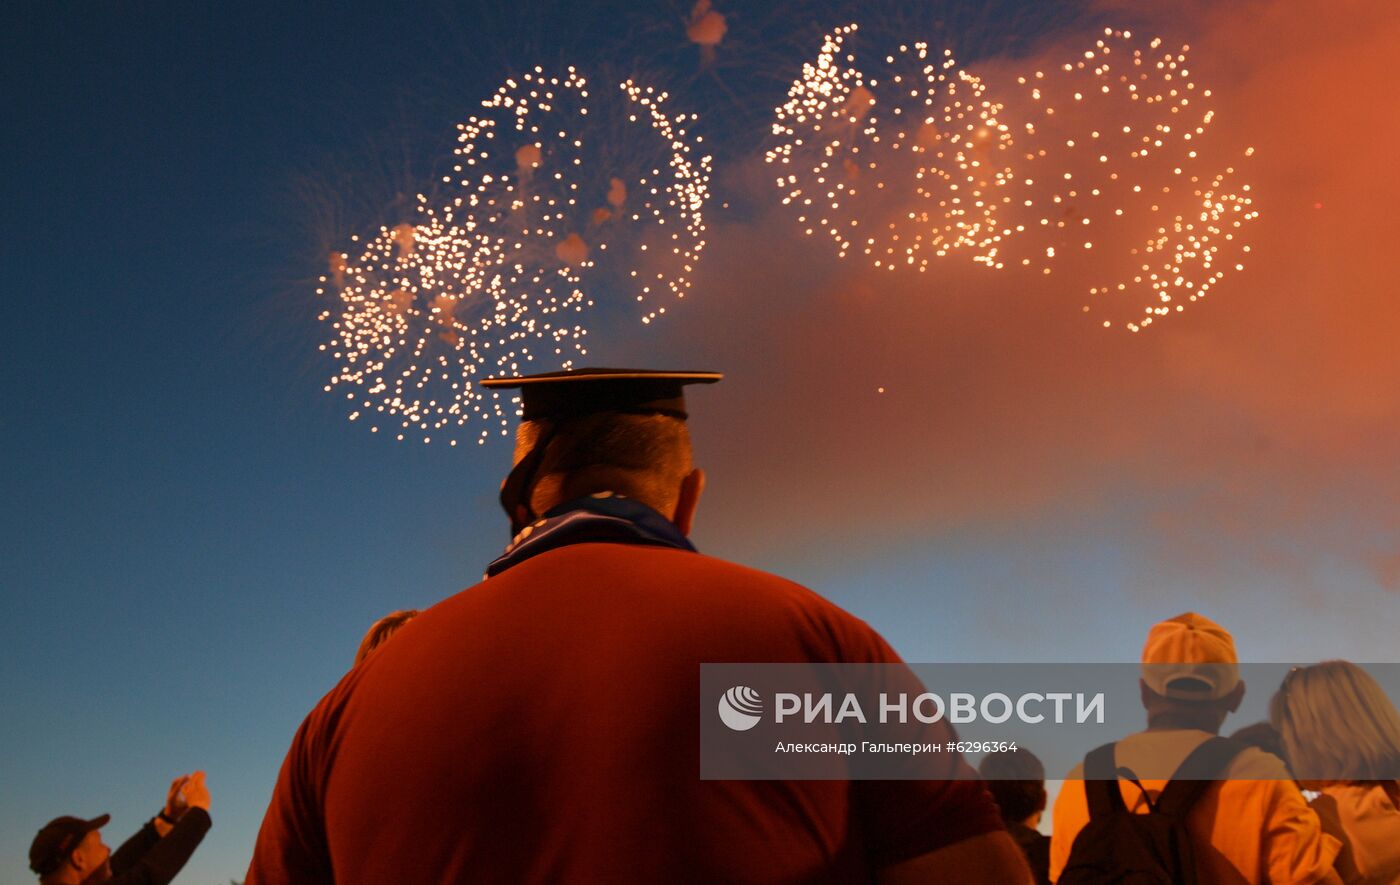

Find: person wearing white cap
[1050,613,1344,884]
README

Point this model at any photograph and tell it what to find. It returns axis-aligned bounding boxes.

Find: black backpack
[1058,736,1245,885]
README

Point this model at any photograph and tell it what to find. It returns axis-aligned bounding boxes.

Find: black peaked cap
[481,368,721,422]
[482,368,721,534]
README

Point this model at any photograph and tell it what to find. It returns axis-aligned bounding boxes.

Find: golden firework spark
[767,24,1016,272]
[1008,29,1259,331]
[768,26,1259,332]
[317,68,712,444]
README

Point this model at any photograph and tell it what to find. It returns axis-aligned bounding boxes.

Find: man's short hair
[978,748,1047,824]
[518,413,692,513]
[354,609,420,666]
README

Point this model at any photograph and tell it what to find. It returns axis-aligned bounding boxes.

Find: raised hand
[182,770,211,812]
[164,774,192,819]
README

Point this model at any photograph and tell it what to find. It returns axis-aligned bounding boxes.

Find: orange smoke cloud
[327,251,347,288]
[607,177,627,208]
[515,143,542,176]
[391,223,416,259]
[654,1,1400,598]
[687,0,728,49]
[842,84,876,124]
[554,232,589,264]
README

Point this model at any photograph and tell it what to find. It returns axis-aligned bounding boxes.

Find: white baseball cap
[1141,612,1241,701]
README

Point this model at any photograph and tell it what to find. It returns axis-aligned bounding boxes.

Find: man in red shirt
[248,369,1027,884]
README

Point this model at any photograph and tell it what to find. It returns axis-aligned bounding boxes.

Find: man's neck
[539,491,674,522]
[41,868,88,885]
[78,865,111,885]
[1146,712,1222,733]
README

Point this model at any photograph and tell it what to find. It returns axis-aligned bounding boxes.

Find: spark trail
[318,68,712,444]
[767,26,1258,332]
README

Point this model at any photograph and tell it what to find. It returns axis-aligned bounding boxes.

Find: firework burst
[766,25,1258,331]
[766,24,1016,272]
[1006,29,1259,331]
[317,67,712,444]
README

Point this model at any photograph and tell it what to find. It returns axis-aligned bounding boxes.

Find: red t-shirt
[247,543,1002,883]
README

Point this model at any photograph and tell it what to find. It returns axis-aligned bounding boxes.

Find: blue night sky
[4,1,1398,881]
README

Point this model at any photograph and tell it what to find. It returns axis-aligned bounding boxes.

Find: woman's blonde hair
[1270,660,1400,782]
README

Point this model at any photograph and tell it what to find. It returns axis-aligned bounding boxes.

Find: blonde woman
[1272,661,1400,884]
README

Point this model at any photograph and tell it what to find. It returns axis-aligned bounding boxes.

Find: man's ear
[672,468,705,536]
[68,846,88,874]
[1225,679,1246,713]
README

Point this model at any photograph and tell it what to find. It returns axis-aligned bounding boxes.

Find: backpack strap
[1154,736,1247,818]
[1083,741,1128,820]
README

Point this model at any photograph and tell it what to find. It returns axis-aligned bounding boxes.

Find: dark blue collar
[485,493,697,577]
